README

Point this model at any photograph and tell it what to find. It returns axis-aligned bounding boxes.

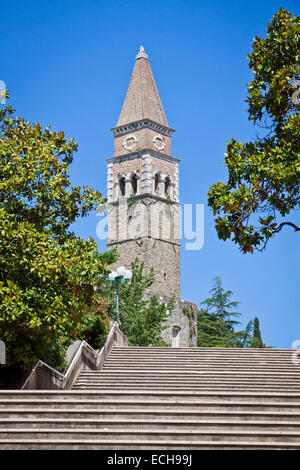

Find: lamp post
[108,266,132,324]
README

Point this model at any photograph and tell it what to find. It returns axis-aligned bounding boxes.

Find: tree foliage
[102,259,174,346]
[0,105,116,370]
[208,8,300,253]
[197,277,254,347]
[250,316,265,348]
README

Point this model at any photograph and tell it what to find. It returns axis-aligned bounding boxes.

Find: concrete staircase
[1,346,300,449]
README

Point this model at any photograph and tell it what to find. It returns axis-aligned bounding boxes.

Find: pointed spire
[116,46,168,127]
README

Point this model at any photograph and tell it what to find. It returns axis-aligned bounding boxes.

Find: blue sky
[1,0,299,347]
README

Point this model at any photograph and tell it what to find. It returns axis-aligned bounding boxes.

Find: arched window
[172,326,180,348]
[165,176,171,197]
[154,173,160,195]
[131,173,137,195]
[119,177,125,197]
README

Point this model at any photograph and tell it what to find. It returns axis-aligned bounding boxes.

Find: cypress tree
[250,317,265,348]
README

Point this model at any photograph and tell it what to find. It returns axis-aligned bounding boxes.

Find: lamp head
[116,266,126,276]
[124,269,132,280]
[108,271,117,280]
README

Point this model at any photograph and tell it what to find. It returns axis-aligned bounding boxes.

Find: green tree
[208,8,300,253]
[76,298,112,351]
[197,277,253,347]
[102,259,174,346]
[250,316,265,348]
[0,105,116,370]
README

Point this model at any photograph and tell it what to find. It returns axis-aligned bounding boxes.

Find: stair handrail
[21,321,128,390]
[21,359,65,387]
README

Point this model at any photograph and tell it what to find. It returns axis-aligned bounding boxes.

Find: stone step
[7,345,300,450]
[102,363,299,370]
[102,362,300,372]
[74,377,300,383]
[106,351,298,357]
[90,354,299,360]
[2,390,300,402]
[91,371,300,377]
[73,385,300,393]
[107,357,297,363]
[109,352,296,358]
[109,351,296,358]
[73,387,300,394]
[73,380,300,387]
[110,350,298,359]
[103,366,299,372]
[78,373,300,380]
[0,438,300,450]
[73,382,300,393]
[2,408,300,421]
[78,369,300,376]
[78,377,300,384]
[2,417,300,431]
[74,380,300,387]
[103,366,299,373]
[101,365,299,373]
[98,374,300,381]
[107,352,298,360]
[108,351,297,357]
[105,364,300,370]
[1,398,300,412]
[113,346,293,353]
[1,428,300,442]
[103,363,298,370]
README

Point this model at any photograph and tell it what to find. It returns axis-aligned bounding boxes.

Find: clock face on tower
[122,134,137,151]
[153,135,165,151]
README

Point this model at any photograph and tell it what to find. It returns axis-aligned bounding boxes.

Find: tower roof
[117,46,168,127]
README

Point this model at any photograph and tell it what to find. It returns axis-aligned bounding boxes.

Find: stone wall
[108,238,180,302]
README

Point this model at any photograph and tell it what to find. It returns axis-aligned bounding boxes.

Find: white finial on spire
[136,45,149,60]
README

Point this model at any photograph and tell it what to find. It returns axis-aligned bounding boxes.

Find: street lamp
[108,266,132,324]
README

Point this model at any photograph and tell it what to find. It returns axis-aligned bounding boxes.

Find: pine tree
[197,308,234,347]
[197,277,253,348]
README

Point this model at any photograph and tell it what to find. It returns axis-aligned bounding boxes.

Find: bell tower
[106,46,197,347]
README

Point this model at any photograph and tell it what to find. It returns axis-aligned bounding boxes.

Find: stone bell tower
[106,46,197,347]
